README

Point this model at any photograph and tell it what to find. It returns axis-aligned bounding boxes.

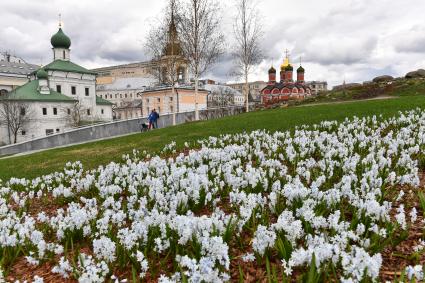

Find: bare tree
[232,0,263,112]
[179,0,225,120]
[0,98,33,144]
[61,100,87,127]
[145,0,187,125]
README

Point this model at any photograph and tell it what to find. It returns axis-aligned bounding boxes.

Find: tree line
[144,0,263,119]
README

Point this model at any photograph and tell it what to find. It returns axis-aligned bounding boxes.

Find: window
[71,86,76,95]
[101,109,104,114]
[20,107,25,116]
[63,50,66,59]
[53,108,58,115]
[56,85,61,93]
[120,94,122,98]
[46,129,54,136]
[56,129,60,133]
[85,87,90,96]
[115,94,118,99]
[42,108,47,115]
[22,130,26,136]
[125,93,127,98]
[169,96,173,101]
[130,93,133,98]
[67,108,71,115]
[157,98,160,102]
[87,109,91,116]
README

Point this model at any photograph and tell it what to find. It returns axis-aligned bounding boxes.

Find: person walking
[153,109,160,129]
[148,109,155,129]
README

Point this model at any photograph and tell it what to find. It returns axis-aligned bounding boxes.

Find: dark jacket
[148,112,156,122]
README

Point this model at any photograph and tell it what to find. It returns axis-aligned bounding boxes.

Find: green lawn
[1,95,424,181]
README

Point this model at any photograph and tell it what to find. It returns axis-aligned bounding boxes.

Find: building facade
[204,83,245,107]
[306,81,328,95]
[0,25,113,145]
[226,81,267,102]
[141,86,208,117]
[0,52,38,95]
[261,53,312,105]
[96,77,157,119]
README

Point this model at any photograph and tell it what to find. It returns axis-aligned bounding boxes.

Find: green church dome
[36,68,48,79]
[268,66,276,73]
[51,28,71,49]
[297,65,305,73]
[285,64,294,71]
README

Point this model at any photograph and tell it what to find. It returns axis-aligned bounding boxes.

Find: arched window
[63,50,66,59]
[272,88,280,95]
[0,89,8,97]
[177,67,185,82]
[281,88,290,94]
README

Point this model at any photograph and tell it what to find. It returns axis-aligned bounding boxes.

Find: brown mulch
[6,257,76,283]
[379,170,425,281]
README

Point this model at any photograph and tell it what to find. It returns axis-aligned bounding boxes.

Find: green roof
[96,95,113,105]
[43,60,97,75]
[36,68,48,79]
[51,28,71,49]
[6,80,76,103]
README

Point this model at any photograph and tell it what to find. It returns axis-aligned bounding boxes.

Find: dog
[140,123,149,132]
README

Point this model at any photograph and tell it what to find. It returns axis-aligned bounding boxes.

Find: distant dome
[285,64,293,71]
[36,68,48,79]
[268,66,276,73]
[297,65,305,73]
[51,28,71,49]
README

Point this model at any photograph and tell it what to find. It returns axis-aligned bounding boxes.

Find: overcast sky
[1,0,424,87]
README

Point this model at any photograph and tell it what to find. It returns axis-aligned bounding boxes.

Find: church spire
[164,1,182,57]
[281,49,290,70]
[58,13,63,28]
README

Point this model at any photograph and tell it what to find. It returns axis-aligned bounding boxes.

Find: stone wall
[0,107,244,156]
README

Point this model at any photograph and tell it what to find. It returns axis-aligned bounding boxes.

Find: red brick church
[261,51,312,105]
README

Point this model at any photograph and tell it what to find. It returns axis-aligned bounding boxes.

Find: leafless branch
[60,100,87,127]
[144,0,187,86]
[0,97,33,144]
[179,0,225,77]
[232,0,263,112]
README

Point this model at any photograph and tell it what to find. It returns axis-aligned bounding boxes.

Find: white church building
[0,25,113,145]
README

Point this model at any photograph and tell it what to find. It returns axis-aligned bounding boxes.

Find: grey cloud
[393,25,425,54]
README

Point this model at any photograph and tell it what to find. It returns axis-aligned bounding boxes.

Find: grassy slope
[296,77,425,106]
[1,95,425,180]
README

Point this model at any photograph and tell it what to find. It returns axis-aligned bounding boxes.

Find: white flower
[406,265,424,281]
[136,251,149,278]
[93,236,116,263]
[252,225,276,256]
[410,207,417,223]
[52,257,72,279]
[242,253,255,262]
[395,205,407,230]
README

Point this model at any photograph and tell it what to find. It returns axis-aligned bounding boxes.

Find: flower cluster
[1,109,425,282]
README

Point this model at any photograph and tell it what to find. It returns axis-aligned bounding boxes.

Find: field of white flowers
[1,109,425,282]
